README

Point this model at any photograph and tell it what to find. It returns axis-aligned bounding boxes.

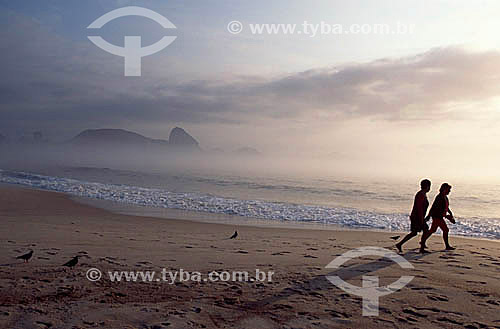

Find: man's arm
[415,193,425,222]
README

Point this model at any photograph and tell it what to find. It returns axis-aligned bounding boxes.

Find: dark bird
[229,231,238,239]
[16,250,33,263]
[62,256,79,268]
[390,235,400,241]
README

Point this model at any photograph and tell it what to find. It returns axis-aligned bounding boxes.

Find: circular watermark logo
[325,246,414,316]
[86,268,102,282]
[227,20,243,34]
[87,6,177,76]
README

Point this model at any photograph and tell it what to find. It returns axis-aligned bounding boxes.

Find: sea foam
[1,169,498,240]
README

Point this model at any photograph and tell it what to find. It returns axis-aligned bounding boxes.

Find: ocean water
[1,167,499,240]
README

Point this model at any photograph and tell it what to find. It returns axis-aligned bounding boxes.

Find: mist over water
[1,143,500,240]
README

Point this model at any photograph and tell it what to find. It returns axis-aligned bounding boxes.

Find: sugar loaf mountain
[70,127,201,152]
[0,127,261,157]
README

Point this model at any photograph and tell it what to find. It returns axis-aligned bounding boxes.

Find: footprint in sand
[409,286,434,291]
[99,257,121,265]
[395,316,410,323]
[414,306,441,313]
[467,290,490,297]
[445,259,461,263]
[325,309,351,319]
[427,294,449,302]
[271,251,291,256]
[35,320,53,328]
[435,317,463,326]
[449,264,472,270]
[137,261,152,265]
[480,255,496,261]
[400,315,418,323]
[403,307,427,318]
[466,280,487,285]
[273,303,293,311]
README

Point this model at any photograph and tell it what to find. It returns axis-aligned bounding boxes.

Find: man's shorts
[411,219,429,233]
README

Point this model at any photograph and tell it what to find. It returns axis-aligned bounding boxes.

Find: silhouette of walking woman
[420,183,455,253]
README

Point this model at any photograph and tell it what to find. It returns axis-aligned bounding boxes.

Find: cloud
[147,47,500,123]
[249,47,500,121]
[3,8,500,140]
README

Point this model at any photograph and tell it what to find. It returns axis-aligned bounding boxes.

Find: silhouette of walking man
[396,179,431,253]
[420,183,455,253]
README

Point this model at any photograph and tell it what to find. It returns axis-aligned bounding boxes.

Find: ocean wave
[1,169,499,240]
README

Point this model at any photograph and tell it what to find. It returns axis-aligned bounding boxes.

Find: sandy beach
[1,184,499,329]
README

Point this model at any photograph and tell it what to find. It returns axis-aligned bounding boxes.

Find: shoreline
[73,193,500,244]
[2,180,499,243]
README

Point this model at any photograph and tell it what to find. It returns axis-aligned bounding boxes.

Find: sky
[2,0,500,180]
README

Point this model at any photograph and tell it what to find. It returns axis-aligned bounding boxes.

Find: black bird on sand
[229,231,238,239]
[62,256,79,268]
[390,235,401,241]
[16,250,33,263]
